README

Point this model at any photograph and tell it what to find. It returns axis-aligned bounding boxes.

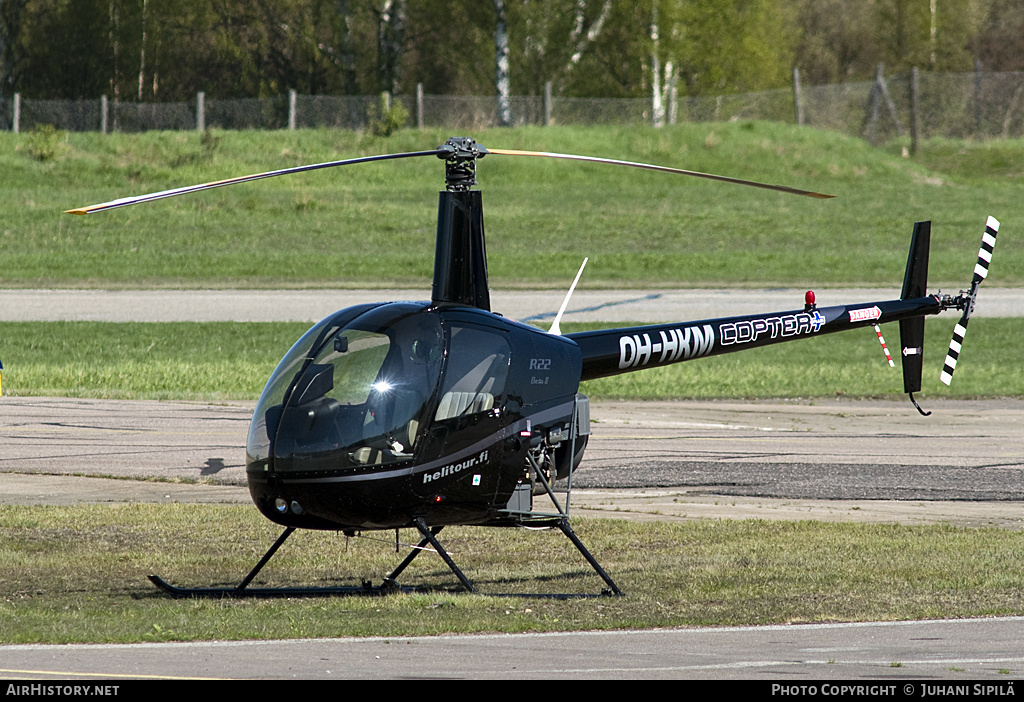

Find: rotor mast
[432,137,491,311]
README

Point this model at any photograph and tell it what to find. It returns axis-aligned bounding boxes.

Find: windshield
[247,303,443,474]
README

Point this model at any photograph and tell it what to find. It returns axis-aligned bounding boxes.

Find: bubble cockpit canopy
[246,302,444,474]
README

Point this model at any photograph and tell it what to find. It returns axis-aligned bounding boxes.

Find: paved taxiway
[2,288,1022,679]
[2,396,1023,528]
[3,619,1024,680]
[2,287,1022,324]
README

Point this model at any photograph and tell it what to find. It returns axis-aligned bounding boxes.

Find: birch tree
[653,0,793,100]
[494,0,511,125]
[514,0,612,95]
[650,0,675,126]
[375,0,406,94]
[973,0,1024,71]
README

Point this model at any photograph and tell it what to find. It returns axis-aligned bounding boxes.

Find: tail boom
[569,296,942,382]
[567,217,997,416]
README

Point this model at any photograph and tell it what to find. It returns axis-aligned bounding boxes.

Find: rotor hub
[437,137,488,191]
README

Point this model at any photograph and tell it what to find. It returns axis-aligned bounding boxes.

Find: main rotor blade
[487,148,834,199]
[65,149,445,215]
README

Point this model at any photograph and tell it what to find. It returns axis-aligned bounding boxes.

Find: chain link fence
[3,70,1024,143]
[799,70,1024,143]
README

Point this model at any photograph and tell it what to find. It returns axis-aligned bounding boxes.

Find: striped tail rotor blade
[940,316,968,386]
[973,216,999,283]
[940,216,999,387]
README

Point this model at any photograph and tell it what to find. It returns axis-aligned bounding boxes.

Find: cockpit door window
[436,325,511,421]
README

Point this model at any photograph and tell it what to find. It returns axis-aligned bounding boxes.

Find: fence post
[196,91,205,132]
[880,66,903,137]
[288,89,297,130]
[544,81,552,126]
[864,65,881,144]
[416,83,424,128]
[668,78,677,125]
[101,95,108,134]
[793,67,804,126]
[12,93,20,133]
[974,59,983,134]
[910,67,919,155]
[863,63,903,144]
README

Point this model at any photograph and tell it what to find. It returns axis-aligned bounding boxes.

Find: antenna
[549,258,588,336]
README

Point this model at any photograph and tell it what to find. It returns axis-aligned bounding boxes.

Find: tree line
[2,0,1022,104]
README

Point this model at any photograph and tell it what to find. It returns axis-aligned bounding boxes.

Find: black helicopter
[67,137,998,597]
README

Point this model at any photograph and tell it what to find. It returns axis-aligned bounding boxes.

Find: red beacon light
[804,290,816,312]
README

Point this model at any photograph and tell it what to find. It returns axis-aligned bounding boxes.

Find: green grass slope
[1,124,1020,288]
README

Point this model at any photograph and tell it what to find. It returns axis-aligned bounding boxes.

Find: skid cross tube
[412,518,477,593]
[556,519,624,597]
[381,524,445,590]
[237,526,296,592]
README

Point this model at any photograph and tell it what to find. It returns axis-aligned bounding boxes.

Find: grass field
[3,505,1024,644]
[2,123,1021,288]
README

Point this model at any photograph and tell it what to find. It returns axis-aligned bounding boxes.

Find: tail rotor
[939,216,999,386]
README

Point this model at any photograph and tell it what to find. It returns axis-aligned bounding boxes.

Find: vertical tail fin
[898,222,930,405]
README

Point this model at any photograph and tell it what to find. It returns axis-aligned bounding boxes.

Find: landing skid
[148,516,622,598]
[147,574,405,598]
